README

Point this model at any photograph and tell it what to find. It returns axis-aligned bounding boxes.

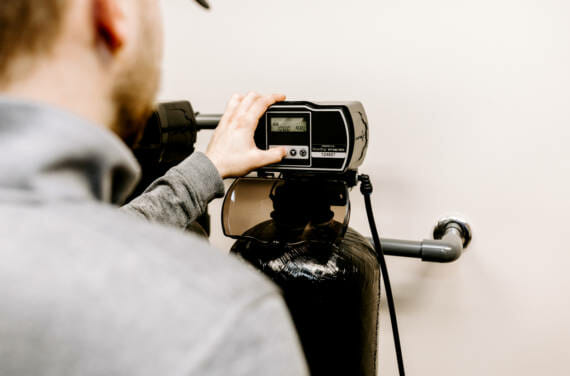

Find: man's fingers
[207,92,288,178]
[219,94,244,127]
[242,94,287,131]
[236,92,262,118]
[251,94,286,119]
[270,93,286,102]
[256,147,287,168]
[225,93,285,126]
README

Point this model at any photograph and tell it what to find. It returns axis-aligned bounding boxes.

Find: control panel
[254,101,369,174]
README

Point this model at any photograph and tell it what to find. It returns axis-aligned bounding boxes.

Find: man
[0,0,308,375]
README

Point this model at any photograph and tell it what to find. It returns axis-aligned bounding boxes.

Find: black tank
[230,180,381,376]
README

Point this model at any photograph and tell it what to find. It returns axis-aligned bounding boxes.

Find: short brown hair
[0,0,68,82]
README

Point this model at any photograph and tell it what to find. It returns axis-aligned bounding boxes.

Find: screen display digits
[271,117,307,133]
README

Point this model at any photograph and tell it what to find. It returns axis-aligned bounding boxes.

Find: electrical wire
[358,174,406,376]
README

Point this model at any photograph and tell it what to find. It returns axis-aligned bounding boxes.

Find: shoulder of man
[0,202,306,376]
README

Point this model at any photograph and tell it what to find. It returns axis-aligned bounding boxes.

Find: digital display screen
[270,117,307,133]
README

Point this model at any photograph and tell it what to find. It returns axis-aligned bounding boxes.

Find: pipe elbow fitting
[421,217,472,263]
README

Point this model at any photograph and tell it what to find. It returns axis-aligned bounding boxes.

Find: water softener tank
[223,178,381,376]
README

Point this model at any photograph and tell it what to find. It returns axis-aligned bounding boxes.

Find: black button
[290,149,297,157]
[300,149,307,157]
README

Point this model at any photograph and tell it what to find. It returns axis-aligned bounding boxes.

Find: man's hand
[206,92,288,179]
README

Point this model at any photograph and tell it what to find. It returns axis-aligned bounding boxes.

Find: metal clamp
[373,217,473,263]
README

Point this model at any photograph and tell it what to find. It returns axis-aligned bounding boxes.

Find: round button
[289,149,297,157]
[300,149,308,157]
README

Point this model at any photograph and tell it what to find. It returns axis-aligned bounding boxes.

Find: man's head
[0,0,173,145]
[0,1,68,81]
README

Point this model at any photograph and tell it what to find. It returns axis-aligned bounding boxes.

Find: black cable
[358,174,406,376]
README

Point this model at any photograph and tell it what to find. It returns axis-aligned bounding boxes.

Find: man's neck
[0,53,114,130]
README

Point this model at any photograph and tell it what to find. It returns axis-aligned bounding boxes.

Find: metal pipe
[195,114,222,130]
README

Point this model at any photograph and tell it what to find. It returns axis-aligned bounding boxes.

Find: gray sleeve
[122,152,225,229]
[193,293,309,376]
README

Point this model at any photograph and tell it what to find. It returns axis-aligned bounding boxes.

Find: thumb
[257,147,287,167]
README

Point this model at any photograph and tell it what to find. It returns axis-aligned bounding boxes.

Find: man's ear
[94,0,127,54]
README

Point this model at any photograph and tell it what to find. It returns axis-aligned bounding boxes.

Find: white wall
[159,0,570,374]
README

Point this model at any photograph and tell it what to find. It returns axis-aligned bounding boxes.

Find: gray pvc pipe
[373,226,466,263]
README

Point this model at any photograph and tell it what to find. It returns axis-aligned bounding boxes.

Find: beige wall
[159,0,570,374]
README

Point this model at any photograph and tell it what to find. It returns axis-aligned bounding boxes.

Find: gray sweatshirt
[0,99,308,376]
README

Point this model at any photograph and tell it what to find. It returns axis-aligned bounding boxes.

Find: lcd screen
[271,117,307,133]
